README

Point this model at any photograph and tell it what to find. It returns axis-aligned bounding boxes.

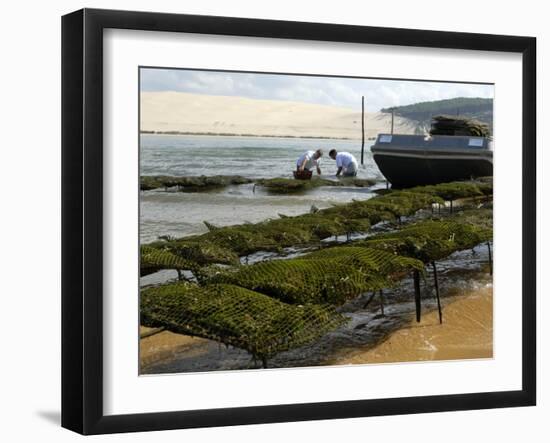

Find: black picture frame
[61,8,537,435]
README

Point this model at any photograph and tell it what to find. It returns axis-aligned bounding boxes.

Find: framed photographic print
[61,8,536,435]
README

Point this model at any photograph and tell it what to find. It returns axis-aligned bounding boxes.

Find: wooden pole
[487,242,493,276]
[413,270,421,322]
[363,290,376,309]
[139,327,166,339]
[432,261,443,324]
[360,96,365,165]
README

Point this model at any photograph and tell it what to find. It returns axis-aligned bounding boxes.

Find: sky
[140,68,494,112]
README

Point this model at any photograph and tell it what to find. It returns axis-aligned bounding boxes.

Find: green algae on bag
[140,175,253,192]
[409,182,487,203]
[255,177,377,194]
[360,219,492,263]
[255,177,330,193]
[140,282,346,364]
[146,239,239,267]
[140,246,201,276]
[211,247,424,305]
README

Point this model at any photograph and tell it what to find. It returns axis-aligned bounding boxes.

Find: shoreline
[335,286,493,365]
[140,131,365,141]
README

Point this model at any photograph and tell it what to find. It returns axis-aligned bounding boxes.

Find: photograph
[138,67,495,374]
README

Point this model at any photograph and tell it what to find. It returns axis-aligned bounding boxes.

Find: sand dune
[140,91,418,139]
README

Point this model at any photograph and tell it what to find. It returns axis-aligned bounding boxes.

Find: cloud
[140,68,494,112]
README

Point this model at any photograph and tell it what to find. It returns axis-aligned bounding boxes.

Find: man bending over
[296,149,323,175]
[329,149,358,177]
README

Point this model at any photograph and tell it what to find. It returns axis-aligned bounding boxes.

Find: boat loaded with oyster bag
[371,115,493,188]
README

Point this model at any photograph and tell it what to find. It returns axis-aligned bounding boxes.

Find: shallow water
[140,183,383,243]
[140,134,382,243]
[140,134,379,178]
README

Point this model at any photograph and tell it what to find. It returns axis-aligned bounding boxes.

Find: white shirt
[336,152,358,169]
[296,150,320,170]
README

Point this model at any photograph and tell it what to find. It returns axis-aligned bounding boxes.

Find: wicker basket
[293,169,313,180]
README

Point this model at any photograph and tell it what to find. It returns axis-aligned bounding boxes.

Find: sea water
[140,134,383,243]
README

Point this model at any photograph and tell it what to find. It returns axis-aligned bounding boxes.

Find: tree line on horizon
[381,97,493,133]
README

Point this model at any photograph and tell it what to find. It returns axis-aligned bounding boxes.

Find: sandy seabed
[336,286,493,365]
[139,329,208,370]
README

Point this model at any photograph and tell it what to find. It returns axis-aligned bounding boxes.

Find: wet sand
[140,327,210,370]
[336,286,493,365]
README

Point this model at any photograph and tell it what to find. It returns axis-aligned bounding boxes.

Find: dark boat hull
[371,134,493,188]
[373,152,493,187]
